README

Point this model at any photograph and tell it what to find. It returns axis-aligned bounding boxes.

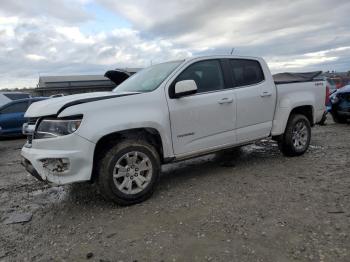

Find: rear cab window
[228,59,265,87]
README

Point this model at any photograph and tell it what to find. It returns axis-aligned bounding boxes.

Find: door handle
[261,91,272,97]
[218,97,233,104]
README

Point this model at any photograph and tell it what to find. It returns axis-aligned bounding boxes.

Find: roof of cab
[184,54,262,62]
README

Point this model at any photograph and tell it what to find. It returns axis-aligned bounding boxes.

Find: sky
[0,0,349,89]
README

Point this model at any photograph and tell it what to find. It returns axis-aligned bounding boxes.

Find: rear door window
[229,59,265,87]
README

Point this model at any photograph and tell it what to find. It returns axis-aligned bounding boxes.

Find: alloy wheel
[112,151,153,195]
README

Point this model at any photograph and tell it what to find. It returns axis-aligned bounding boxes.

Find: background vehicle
[21,55,326,205]
[0,97,47,137]
[326,78,337,93]
[329,85,350,123]
[331,77,346,89]
[0,92,31,108]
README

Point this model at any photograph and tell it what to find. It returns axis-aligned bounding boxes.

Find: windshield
[113,61,182,93]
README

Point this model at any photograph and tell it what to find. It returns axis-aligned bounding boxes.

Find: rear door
[167,59,237,156]
[0,101,29,135]
[226,59,276,143]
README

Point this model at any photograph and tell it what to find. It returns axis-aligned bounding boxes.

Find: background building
[35,68,141,96]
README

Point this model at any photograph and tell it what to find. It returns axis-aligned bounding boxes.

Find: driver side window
[175,60,225,94]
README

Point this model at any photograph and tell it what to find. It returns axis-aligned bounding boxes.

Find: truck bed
[271,80,326,136]
[273,71,323,85]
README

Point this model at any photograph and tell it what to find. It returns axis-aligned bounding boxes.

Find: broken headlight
[35,116,82,139]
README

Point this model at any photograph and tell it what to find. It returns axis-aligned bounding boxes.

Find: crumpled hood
[25,91,137,118]
[104,69,131,85]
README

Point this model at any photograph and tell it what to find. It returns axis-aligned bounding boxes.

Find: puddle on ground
[309,145,324,149]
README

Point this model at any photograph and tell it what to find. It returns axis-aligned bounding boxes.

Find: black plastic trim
[163,157,176,164]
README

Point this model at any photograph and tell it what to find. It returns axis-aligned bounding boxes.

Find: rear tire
[278,114,311,157]
[97,139,160,205]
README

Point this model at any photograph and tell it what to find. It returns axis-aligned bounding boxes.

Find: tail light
[325,86,330,105]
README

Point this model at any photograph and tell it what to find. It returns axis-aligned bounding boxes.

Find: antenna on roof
[230,48,235,55]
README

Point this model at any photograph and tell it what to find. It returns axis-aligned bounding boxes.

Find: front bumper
[21,158,44,182]
[21,133,95,185]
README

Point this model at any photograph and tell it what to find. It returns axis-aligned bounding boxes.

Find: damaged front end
[104,68,141,86]
[21,157,45,182]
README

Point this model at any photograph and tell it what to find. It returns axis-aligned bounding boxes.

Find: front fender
[88,121,173,158]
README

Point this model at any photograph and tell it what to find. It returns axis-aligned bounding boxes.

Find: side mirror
[174,80,197,98]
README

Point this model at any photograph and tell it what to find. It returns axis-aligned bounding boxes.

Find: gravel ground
[0,119,349,262]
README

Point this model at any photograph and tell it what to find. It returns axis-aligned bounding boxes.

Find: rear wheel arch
[272,105,314,141]
[289,105,314,126]
[91,128,164,183]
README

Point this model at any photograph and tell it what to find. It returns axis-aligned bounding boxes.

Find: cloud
[98,0,350,71]
[0,0,92,24]
[56,26,95,44]
[26,54,47,61]
[0,17,191,88]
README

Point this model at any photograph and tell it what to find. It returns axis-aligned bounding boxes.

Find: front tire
[97,139,160,205]
[278,114,311,157]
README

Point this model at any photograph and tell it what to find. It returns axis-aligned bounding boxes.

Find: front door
[166,59,237,156]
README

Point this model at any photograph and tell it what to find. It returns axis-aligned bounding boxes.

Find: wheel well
[290,105,314,126]
[91,128,164,182]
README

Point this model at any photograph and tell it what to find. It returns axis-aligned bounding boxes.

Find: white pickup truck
[21,55,326,205]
